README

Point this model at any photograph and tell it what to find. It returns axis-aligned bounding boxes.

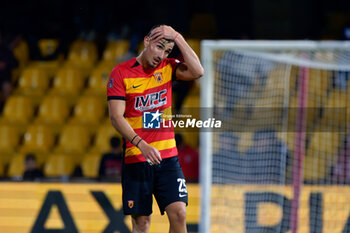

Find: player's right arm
[108,99,162,165]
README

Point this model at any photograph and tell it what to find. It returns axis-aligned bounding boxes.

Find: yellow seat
[89,123,121,153]
[0,124,20,158]
[181,95,200,119]
[14,67,50,106]
[81,153,103,178]
[48,67,85,106]
[44,153,75,177]
[7,153,25,178]
[189,13,217,39]
[54,124,91,162]
[68,39,98,62]
[186,39,201,57]
[34,95,70,133]
[69,96,105,133]
[304,130,342,181]
[12,39,29,82]
[320,89,349,130]
[0,96,34,133]
[38,39,60,57]
[103,40,130,61]
[66,39,98,76]
[20,124,55,156]
[27,60,62,77]
[0,160,4,177]
[84,64,114,97]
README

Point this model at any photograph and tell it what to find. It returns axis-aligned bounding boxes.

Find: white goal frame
[199,40,350,233]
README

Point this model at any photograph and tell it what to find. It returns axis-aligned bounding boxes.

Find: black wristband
[136,138,143,148]
[130,135,138,145]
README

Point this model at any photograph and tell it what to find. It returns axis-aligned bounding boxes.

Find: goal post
[200,40,350,233]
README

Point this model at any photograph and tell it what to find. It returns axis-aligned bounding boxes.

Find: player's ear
[144,36,150,48]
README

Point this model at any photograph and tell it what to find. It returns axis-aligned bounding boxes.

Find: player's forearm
[110,115,139,144]
[175,34,204,79]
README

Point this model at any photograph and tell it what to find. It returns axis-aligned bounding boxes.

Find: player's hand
[149,25,179,42]
[138,140,162,165]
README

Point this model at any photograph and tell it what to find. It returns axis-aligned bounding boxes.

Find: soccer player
[107,25,204,233]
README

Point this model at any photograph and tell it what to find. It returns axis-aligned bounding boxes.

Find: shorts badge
[128,200,134,208]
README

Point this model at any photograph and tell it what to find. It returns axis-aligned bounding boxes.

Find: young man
[107,25,203,233]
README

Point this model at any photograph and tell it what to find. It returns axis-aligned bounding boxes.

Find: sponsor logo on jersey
[134,89,167,111]
[153,72,163,83]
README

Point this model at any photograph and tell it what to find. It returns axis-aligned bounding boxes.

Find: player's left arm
[150,25,204,81]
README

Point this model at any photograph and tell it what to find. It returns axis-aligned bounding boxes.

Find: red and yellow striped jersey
[107,58,180,164]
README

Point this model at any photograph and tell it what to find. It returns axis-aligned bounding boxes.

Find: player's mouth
[153,58,161,65]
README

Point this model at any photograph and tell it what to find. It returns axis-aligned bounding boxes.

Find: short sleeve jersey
[107,58,180,164]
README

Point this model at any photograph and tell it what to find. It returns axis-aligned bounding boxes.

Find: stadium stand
[53,124,91,164]
[7,153,25,179]
[81,152,102,178]
[0,124,20,169]
[102,39,130,61]
[44,153,75,177]
[14,67,50,106]
[48,66,85,106]
[38,39,60,57]
[69,95,106,133]
[89,121,122,153]
[19,124,55,156]
[34,95,71,134]
[0,95,35,134]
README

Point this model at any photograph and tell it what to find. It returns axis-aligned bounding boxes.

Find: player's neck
[136,52,154,70]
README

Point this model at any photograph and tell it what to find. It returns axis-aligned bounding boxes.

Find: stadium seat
[0,95,34,133]
[0,160,4,177]
[83,63,114,97]
[189,13,217,39]
[20,124,55,156]
[44,153,75,177]
[66,39,98,76]
[14,67,50,106]
[89,123,122,153]
[48,67,85,106]
[186,39,201,57]
[7,153,25,178]
[102,40,130,61]
[27,60,62,77]
[181,94,200,119]
[34,95,70,134]
[54,124,91,163]
[69,95,106,133]
[68,39,98,63]
[12,39,29,82]
[38,38,59,57]
[0,124,20,162]
[81,153,103,178]
[304,130,342,181]
[320,89,349,130]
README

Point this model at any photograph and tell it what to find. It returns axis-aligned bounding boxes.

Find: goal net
[199,41,350,233]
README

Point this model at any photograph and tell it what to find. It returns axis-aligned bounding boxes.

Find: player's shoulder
[110,58,137,76]
[165,57,181,64]
[112,58,137,71]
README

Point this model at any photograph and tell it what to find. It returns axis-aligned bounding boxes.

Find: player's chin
[149,61,158,68]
